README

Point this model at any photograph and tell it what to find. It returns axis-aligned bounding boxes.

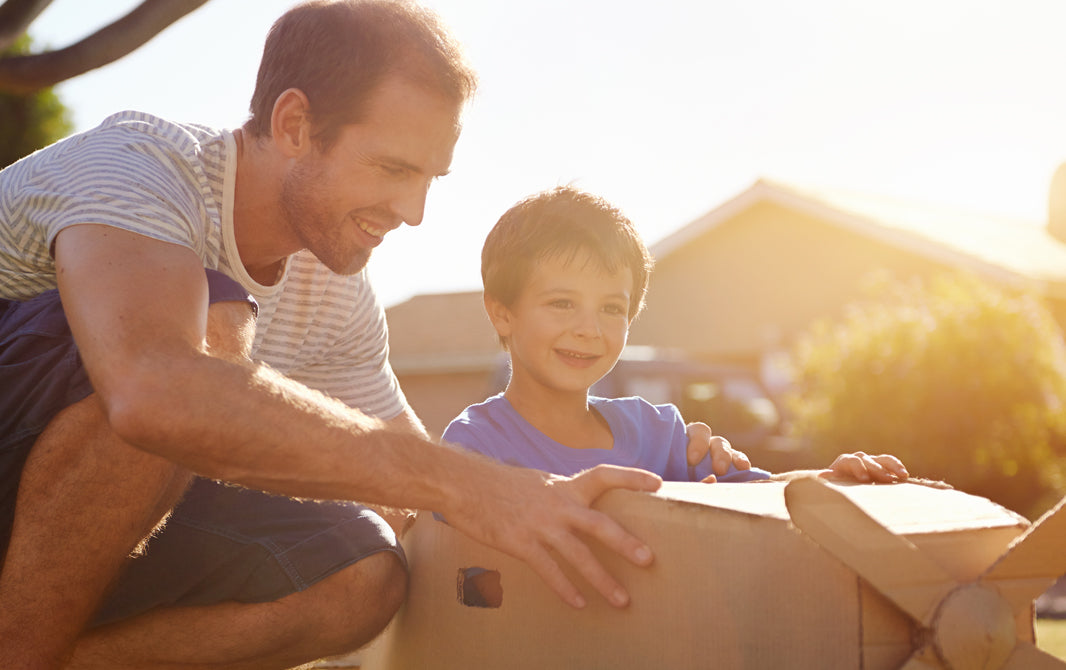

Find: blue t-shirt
[442,394,771,482]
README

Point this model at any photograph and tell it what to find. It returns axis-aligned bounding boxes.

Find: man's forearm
[106,352,474,515]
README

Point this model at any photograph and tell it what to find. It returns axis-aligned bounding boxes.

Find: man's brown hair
[247,0,477,150]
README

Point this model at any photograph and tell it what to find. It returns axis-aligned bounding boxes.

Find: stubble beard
[280,159,373,276]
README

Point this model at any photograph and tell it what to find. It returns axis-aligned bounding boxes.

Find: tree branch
[0,0,53,53]
[0,0,210,94]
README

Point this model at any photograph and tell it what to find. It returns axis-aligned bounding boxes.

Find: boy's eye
[548,299,573,309]
[603,303,627,316]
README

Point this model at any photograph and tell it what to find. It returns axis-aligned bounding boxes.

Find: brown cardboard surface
[362,481,1036,670]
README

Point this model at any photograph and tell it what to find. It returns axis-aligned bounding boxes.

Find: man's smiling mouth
[356,217,388,238]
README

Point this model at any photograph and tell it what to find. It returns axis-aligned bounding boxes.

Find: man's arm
[55,225,659,608]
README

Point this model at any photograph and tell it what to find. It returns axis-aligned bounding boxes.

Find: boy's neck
[503,387,614,451]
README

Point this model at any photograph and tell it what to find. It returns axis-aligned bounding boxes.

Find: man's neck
[231,127,298,284]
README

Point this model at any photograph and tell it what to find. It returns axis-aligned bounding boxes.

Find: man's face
[280,76,461,275]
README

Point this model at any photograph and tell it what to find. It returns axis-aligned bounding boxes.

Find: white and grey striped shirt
[0,110,406,420]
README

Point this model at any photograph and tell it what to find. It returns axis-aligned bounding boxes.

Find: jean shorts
[0,271,404,626]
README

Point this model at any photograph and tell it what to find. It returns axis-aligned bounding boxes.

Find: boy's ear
[483,293,513,340]
[271,88,314,158]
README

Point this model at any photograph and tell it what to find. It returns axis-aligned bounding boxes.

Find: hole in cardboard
[458,567,503,608]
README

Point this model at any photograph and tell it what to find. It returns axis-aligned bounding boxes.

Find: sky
[28,0,1066,308]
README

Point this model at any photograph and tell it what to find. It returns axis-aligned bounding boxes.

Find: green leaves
[788,272,1066,518]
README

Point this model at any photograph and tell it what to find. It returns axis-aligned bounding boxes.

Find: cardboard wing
[362,480,1058,670]
[786,477,1066,669]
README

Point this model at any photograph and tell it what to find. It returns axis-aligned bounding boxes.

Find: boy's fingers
[873,454,909,479]
[823,452,908,483]
[729,444,752,470]
[822,453,869,481]
[685,422,713,465]
[684,423,751,474]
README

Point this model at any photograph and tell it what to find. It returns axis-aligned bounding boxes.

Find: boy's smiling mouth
[556,349,600,367]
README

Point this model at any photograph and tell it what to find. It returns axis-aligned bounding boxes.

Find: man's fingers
[456,465,661,610]
[521,543,588,609]
[574,464,662,500]
[543,522,634,608]
[567,466,658,568]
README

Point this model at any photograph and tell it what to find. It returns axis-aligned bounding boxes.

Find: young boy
[443,186,909,484]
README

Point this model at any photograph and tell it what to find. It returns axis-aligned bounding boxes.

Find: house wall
[396,369,499,439]
[628,201,954,366]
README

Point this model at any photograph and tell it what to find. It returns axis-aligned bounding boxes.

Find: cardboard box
[362,479,1066,669]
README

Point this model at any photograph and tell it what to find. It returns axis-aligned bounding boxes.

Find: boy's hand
[685,422,751,482]
[819,452,909,483]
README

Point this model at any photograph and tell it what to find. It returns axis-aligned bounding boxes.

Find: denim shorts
[0,271,404,626]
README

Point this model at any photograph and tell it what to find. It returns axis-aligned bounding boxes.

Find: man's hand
[685,422,751,482]
[443,461,661,609]
[818,451,909,483]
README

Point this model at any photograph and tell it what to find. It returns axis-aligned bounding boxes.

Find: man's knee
[205,300,256,362]
[28,395,194,526]
[203,269,257,362]
[304,550,409,654]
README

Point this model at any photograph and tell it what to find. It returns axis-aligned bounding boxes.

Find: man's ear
[483,293,513,340]
[271,88,313,158]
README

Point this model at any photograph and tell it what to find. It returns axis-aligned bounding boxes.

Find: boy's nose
[572,310,602,338]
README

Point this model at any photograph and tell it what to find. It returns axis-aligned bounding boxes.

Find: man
[0,1,744,667]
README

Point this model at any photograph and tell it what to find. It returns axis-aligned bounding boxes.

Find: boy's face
[487,251,633,399]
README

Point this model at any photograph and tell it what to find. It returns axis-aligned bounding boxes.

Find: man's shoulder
[84,111,229,168]
[97,111,223,142]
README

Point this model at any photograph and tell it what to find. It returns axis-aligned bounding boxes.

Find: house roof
[652,179,1066,298]
[385,290,502,372]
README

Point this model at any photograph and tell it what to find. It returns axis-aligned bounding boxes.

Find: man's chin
[330,249,372,276]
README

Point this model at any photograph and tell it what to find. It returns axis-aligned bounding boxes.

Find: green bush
[0,35,72,169]
[787,271,1066,519]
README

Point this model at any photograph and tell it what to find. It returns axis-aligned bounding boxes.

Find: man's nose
[396,180,430,227]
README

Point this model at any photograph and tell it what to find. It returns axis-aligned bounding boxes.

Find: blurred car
[493,345,808,471]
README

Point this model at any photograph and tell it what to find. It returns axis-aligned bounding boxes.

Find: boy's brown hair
[247,0,477,151]
[481,186,653,321]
